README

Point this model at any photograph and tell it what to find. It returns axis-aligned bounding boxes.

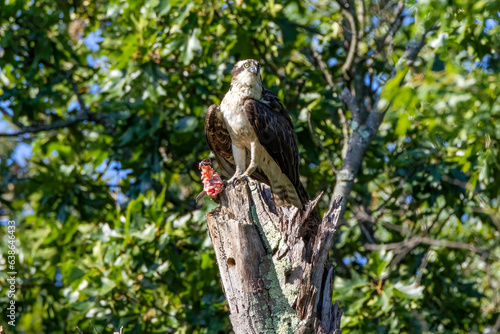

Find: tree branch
[340,6,358,80]
[0,105,25,129]
[0,69,117,137]
[364,236,493,259]
[67,71,91,116]
[379,0,405,51]
[312,50,350,158]
[404,25,440,66]
[0,112,111,137]
[356,0,365,35]
[491,308,500,333]
[415,247,432,285]
[341,87,361,125]
[333,22,439,218]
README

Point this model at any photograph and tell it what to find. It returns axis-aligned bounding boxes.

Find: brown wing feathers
[244,93,309,207]
[205,104,269,185]
[205,104,235,178]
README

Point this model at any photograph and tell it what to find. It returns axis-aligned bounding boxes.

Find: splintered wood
[206,181,343,333]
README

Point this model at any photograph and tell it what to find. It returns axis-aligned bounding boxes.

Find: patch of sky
[327,58,338,66]
[371,16,379,28]
[0,100,12,114]
[484,18,497,33]
[460,213,468,223]
[96,159,133,189]
[55,268,63,287]
[405,195,413,205]
[94,160,132,204]
[343,253,367,266]
[403,16,415,26]
[86,55,109,69]
[405,137,411,143]
[353,252,367,266]
[83,29,104,52]
[67,100,80,112]
[116,193,127,204]
[387,142,396,152]
[90,83,101,94]
[22,207,35,217]
[311,35,323,53]
[364,73,383,94]
[462,60,474,72]
[13,142,32,168]
[475,55,492,73]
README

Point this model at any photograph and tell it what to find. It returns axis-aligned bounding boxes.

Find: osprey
[205,59,308,209]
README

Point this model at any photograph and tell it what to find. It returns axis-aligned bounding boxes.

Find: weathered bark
[206,180,343,333]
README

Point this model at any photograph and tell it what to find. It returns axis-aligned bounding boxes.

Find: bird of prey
[205,59,309,209]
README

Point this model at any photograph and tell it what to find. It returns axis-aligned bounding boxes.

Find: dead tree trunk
[206,180,343,333]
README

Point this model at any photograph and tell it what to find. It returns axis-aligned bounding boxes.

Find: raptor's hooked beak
[249,65,259,74]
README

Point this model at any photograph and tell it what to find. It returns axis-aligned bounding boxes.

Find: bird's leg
[241,141,258,179]
[227,144,246,184]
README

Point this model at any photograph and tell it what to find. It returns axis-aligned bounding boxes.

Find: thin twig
[251,38,278,75]
[0,112,110,137]
[352,205,376,243]
[490,301,500,333]
[67,71,91,116]
[364,236,493,259]
[404,25,440,66]
[380,0,405,49]
[312,50,350,158]
[0,105,25,129]
[356,0,365,35]
[341,7,358,80]
[425,205,446,235]
[337,108,350,159]
[90,320,100,334]
[415,247,432,285]
[114,326,125,334]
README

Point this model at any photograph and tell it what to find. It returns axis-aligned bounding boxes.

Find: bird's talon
[241,175,252,183]
[227,174,252,186]
[227,176,239,186]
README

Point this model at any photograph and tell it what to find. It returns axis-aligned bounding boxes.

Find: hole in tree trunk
[227,257,236,266]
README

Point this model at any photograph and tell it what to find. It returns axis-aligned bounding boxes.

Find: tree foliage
[0,0,499,333]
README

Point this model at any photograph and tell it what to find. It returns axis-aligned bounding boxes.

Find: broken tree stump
[205,180,343,333]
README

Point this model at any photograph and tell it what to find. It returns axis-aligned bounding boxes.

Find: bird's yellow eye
[244,63,249,68]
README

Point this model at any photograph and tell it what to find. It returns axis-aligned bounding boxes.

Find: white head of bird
[230,59,262,98]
